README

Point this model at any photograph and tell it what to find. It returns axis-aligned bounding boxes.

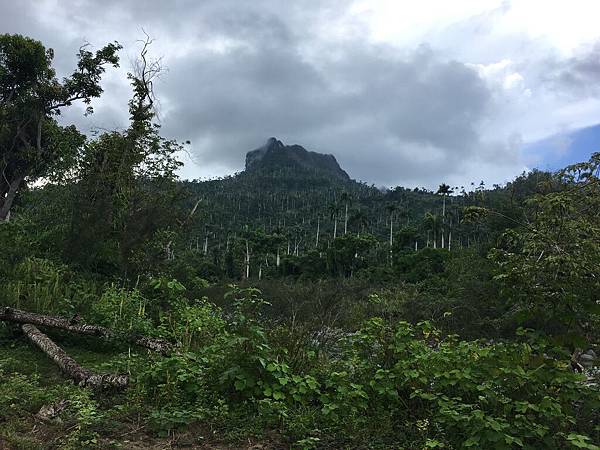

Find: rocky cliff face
[245,137,350,181]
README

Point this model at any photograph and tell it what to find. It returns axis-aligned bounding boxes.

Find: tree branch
[21,323,128,389]
[0,307,174,354]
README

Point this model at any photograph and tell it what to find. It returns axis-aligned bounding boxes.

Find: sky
[2,0,600,189]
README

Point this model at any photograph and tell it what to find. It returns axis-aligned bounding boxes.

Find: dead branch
[0,307,173,354]
[21,323,128,389]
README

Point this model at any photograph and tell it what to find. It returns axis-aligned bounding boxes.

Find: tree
[423,212,439,249]
[0,34,121,221]
[393,225,419,253]
[385,202,398,265]
[349,208,369,236]
[490,153,600,343]
[315,214,321,247]
[328,201,340,239]
[326,233,376,277]
[340,191,350,235]
[436,183,453,249]
[65,36,183,273]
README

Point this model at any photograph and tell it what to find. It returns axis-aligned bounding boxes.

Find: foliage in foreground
[1,282,599,449]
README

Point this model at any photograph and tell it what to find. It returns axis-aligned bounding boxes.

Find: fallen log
[0,307,173,354]
[21,324,128,389]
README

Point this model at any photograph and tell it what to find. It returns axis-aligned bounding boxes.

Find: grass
[0,328,282,450]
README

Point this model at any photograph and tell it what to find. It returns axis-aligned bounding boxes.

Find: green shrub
[91,285,153,335]
[1,257,98,315]
[124,286,600,447]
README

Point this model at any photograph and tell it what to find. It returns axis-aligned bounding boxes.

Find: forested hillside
[1,33,599,449]
[172,140,556,284]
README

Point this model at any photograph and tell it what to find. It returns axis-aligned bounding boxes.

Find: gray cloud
[161,17,495,186]
[544,43,600,96]
[1,0,599,188]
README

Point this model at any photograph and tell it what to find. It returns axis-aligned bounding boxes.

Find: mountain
[182,137,442,258]
[245,137,351,181]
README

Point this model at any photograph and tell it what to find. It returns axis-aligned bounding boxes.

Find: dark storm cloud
[162,19,493,186]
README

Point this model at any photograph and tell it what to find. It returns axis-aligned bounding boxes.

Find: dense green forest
[1,34,599,449]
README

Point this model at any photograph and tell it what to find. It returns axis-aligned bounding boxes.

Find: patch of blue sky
[523,123,600,172]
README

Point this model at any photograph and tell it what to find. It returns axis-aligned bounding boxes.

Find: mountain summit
[245,137,350,181]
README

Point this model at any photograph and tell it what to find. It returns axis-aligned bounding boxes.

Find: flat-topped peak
[244,138,350,181]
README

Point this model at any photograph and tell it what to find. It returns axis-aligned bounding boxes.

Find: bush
[122,286,600,447]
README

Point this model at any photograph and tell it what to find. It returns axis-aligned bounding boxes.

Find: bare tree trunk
[333,216,337,239]
[245,239,250,279]
[165,240,172,260]
[442,196,446,219]
[21,324,128,389]
[441,195,446,249]
[315,216,320,247]
[294,239,300,256]
[344,203,348,234]
[0,307,173,354]
[389,213,393,266]
[0,173,25,222]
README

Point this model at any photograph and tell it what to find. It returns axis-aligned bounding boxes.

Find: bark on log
[21,324,128,389]
[0,307,173,354]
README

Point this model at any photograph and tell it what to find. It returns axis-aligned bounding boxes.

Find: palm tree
[436,183,453,249]
[349,208,369,236]
[423,212,440,249]
[328,202,340,239]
